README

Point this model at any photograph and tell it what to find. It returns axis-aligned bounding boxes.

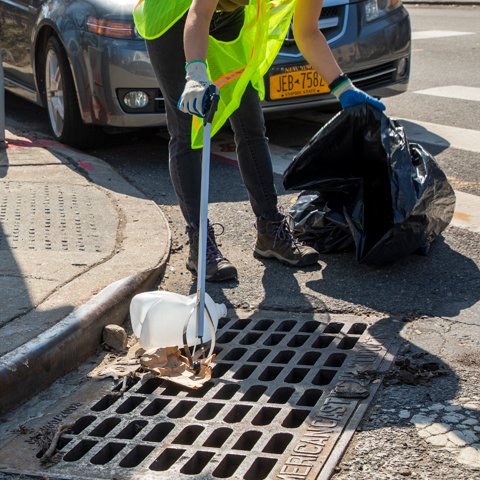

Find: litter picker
[183,85,220,373]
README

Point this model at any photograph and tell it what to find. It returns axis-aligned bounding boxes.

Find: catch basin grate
[1,312,398,480]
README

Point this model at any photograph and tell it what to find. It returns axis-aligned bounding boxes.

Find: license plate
[268,64,329,100]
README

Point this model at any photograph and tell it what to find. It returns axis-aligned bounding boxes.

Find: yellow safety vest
[133,0,297,148]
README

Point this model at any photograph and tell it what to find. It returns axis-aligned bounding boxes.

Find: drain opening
[240,333,263,345]
[233,365,257,379]
[173,425,204,445]
[149,448,185,471]
[186,381,215,397]
[252,407,280,426]
[119,445,155,468]
[195,402,225,420]
[272,350,295,364]
[262,432,293,454]
[167,400,196,419]
[253,319,274,330]
[90,442,126,465]
[224,405,252,423]
[63,439,97,462]
[325,353,348,367]
[116,396,145,414]
[113,376,139,392]
[323,322,344,333]
[142,422,175,442]
[217,331,239,343]
[299,321,320,333]
[90,417,121,437]
[160,383,185,396]
[247,349,270,362]
[263,334,285,346]
[311,335,334,348]
[224,348,247,361]
[91,394,120,412]
[268,387,295,404]
[136,377,164,394]
[348,323,367,334]
[244,457,278,480]
[231,319,251,330]
[180,450,215,475]
[284,368,309,384]
[71,415,96,435]
[212,454,245,478]
[36,437,71,458]
[140,399,170,416]
[282,409,310,428]
[297,389,323,407]
[213,384,240,400]
[298,351,322,365]
[203,427,233,448]
[287,335,309,347]
[241,385,267,402]
[116,420,148,440]
[232,430,262,451]
[312,369,337,385]
[337,336,360,350]
[259,366,283,381]
[218,317,230,329]
[212,363,233,378]
[275,320,297,332]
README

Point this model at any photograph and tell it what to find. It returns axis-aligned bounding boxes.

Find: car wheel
[44,36,102,148]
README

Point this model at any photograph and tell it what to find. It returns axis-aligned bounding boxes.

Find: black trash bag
[283,104,456,266]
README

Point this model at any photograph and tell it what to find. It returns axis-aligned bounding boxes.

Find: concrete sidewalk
[0,123,171,416]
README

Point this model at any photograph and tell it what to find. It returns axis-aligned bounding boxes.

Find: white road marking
[396,119,480,154]
[414,86,480,102]
[451,191,480,234]
[412,30,475,40]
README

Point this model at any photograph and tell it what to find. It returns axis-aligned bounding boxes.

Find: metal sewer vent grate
[31,313,398,480]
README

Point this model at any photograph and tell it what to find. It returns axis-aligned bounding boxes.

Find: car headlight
[87,17,138,39]
[365,0,402,22]
[124,91,149,109]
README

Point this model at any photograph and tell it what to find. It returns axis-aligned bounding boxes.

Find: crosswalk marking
[412,30,475,40]
[452,191,480,234]
[414,86,480,102]
[396,119,480,154]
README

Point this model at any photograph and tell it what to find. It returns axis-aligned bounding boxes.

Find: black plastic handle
[204,84,219,126]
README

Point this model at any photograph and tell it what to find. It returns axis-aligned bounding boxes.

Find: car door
[0,0,42,92]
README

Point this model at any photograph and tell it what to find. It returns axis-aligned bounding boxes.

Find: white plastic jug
[130,291,227,350]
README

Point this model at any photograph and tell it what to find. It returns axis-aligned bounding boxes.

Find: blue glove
[333,79,386,111]
[177,61,219,117]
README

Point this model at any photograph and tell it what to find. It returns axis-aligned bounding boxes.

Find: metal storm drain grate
[1,312,399,480]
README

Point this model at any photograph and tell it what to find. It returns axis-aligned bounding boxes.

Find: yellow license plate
[269,64,329,100]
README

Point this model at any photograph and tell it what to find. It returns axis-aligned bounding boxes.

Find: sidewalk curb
[0,132,172,416]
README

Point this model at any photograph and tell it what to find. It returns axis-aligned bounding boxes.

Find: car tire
[44,36,102,148]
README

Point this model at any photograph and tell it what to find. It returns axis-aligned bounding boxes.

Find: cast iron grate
[33,313,396,480]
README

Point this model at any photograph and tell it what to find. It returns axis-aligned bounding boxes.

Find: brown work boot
[254,212,320,267]
[186,222,238,282]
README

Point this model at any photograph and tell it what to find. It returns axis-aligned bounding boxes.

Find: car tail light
[87,17,136,39]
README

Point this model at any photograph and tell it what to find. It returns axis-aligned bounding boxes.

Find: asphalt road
[3,5,480,320]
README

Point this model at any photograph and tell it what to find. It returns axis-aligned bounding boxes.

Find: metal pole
[0,43,8,148]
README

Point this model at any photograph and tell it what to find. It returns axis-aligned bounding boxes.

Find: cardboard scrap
[138,346,215,390]
[87,343,214,390]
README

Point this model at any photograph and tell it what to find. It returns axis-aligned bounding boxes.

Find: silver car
[0,0,411,148]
